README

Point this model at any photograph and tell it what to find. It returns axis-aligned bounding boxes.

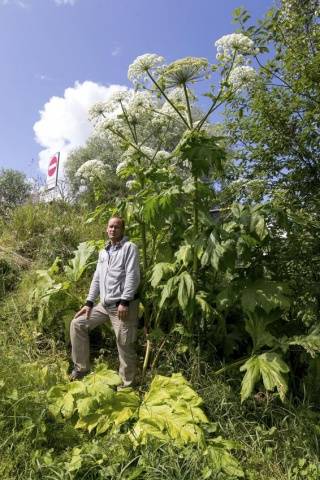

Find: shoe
[117,383,136,391]
[117,384,128,391]
[69,369,89,381]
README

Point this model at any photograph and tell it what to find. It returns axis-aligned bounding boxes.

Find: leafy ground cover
[0,269,320,479]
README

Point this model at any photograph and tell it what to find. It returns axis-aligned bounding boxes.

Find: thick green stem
[212,357,250,376]
[140,221,148,271]
[196,51,237,131]
[193,175,199,277]
[141,337,152,382]
[146,71,190,129]
[183,83,193,129]
[120,100,137,143]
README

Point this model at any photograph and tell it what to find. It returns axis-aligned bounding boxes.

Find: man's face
[107,218,124,243]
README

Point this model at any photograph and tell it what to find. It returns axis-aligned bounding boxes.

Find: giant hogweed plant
[85,38,320,400]
[150,201,320,401]
[87,39,255,323]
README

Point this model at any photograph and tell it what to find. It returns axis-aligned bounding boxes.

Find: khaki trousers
[70,301,139,387]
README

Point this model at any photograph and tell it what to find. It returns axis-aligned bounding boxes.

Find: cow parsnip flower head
[215,33,257,62]
[75,159,110,181]
[140,146,155,159]
[168,86,196,103]
[121,146,138,160]
[229,65,257,90]
[126,179,140,190]
[128,53,165,83]
[155,150,171,162]
[89,101,107,121]
[162,57,209,87]
[126,91,155,123]
[116,160,131,175]
[101,90,132,114]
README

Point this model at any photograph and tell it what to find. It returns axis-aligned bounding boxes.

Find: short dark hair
[108,216,125,229]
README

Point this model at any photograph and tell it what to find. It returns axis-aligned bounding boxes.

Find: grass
[1,297,320,480]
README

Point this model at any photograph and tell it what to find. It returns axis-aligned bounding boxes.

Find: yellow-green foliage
[47,366,244,477]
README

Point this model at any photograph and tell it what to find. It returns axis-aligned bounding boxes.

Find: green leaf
[64,242,95,282]
[142,195,159,223]
[66,381,87,395]
[250,213,268,240]
[150,262,175,288]
[126,466,145,480]
[175,244,192,266]
[245,311,276,351]
[241,279,291,314]
[201,232,218,267]
[84,364,122,386]
[240,353,289,402]
[177,271,195,311]
[76,397,99,417]
[130,373,208,446]
[216,286,238,311]
[231,203,246,219]
[239,356,261,403]
[75,414,101,433]
[61,392,75,419]
[66,448,83,473]
[206,443,244,478]
[176,130,226,176]
[159,276,179,309]
[285,327,320,358]
[195,292,213,319]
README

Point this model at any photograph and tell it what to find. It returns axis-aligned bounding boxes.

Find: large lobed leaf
[241,279,291,314]
[240,352,289,402]
[176,130,226,177]
[129,373,208,446]
[64,241,96,283]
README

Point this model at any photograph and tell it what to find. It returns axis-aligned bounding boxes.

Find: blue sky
[0,0,272,178]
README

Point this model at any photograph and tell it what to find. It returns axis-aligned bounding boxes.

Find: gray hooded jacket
[86,237,140,306]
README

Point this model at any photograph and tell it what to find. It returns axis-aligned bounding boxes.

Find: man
[70,216,140,387]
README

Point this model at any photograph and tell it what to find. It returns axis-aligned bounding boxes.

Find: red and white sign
[46,153,60,190]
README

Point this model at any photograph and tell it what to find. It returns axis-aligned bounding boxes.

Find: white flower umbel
[116,160,130,175]
[154,150,171,162]
[229,66,257,90]
[126,179,140,190]
[162,57,209,87]
[167,86,196,104]
[89,101,108,120]
[140,146,155,159]
[128,53,165,83]
[126,91,156,122]
[215,33,257,62]
[75,159,110,182]
[103,90,132,113]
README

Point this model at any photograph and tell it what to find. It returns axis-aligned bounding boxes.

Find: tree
[223,0,320,208]
[0,168,31,217]
[64,134,127,207]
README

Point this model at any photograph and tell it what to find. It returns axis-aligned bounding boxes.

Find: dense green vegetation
[1,1,319,478]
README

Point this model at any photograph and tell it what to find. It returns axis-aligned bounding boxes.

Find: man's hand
[117,304,129,320]
[75,306,92,319]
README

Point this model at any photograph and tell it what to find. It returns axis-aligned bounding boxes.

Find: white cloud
[111,45,121,57]
[34,81,128,174]
[54,0,79,5]
[1,0,29,7]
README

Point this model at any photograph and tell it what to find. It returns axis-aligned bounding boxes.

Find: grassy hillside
[0,201,319,479]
